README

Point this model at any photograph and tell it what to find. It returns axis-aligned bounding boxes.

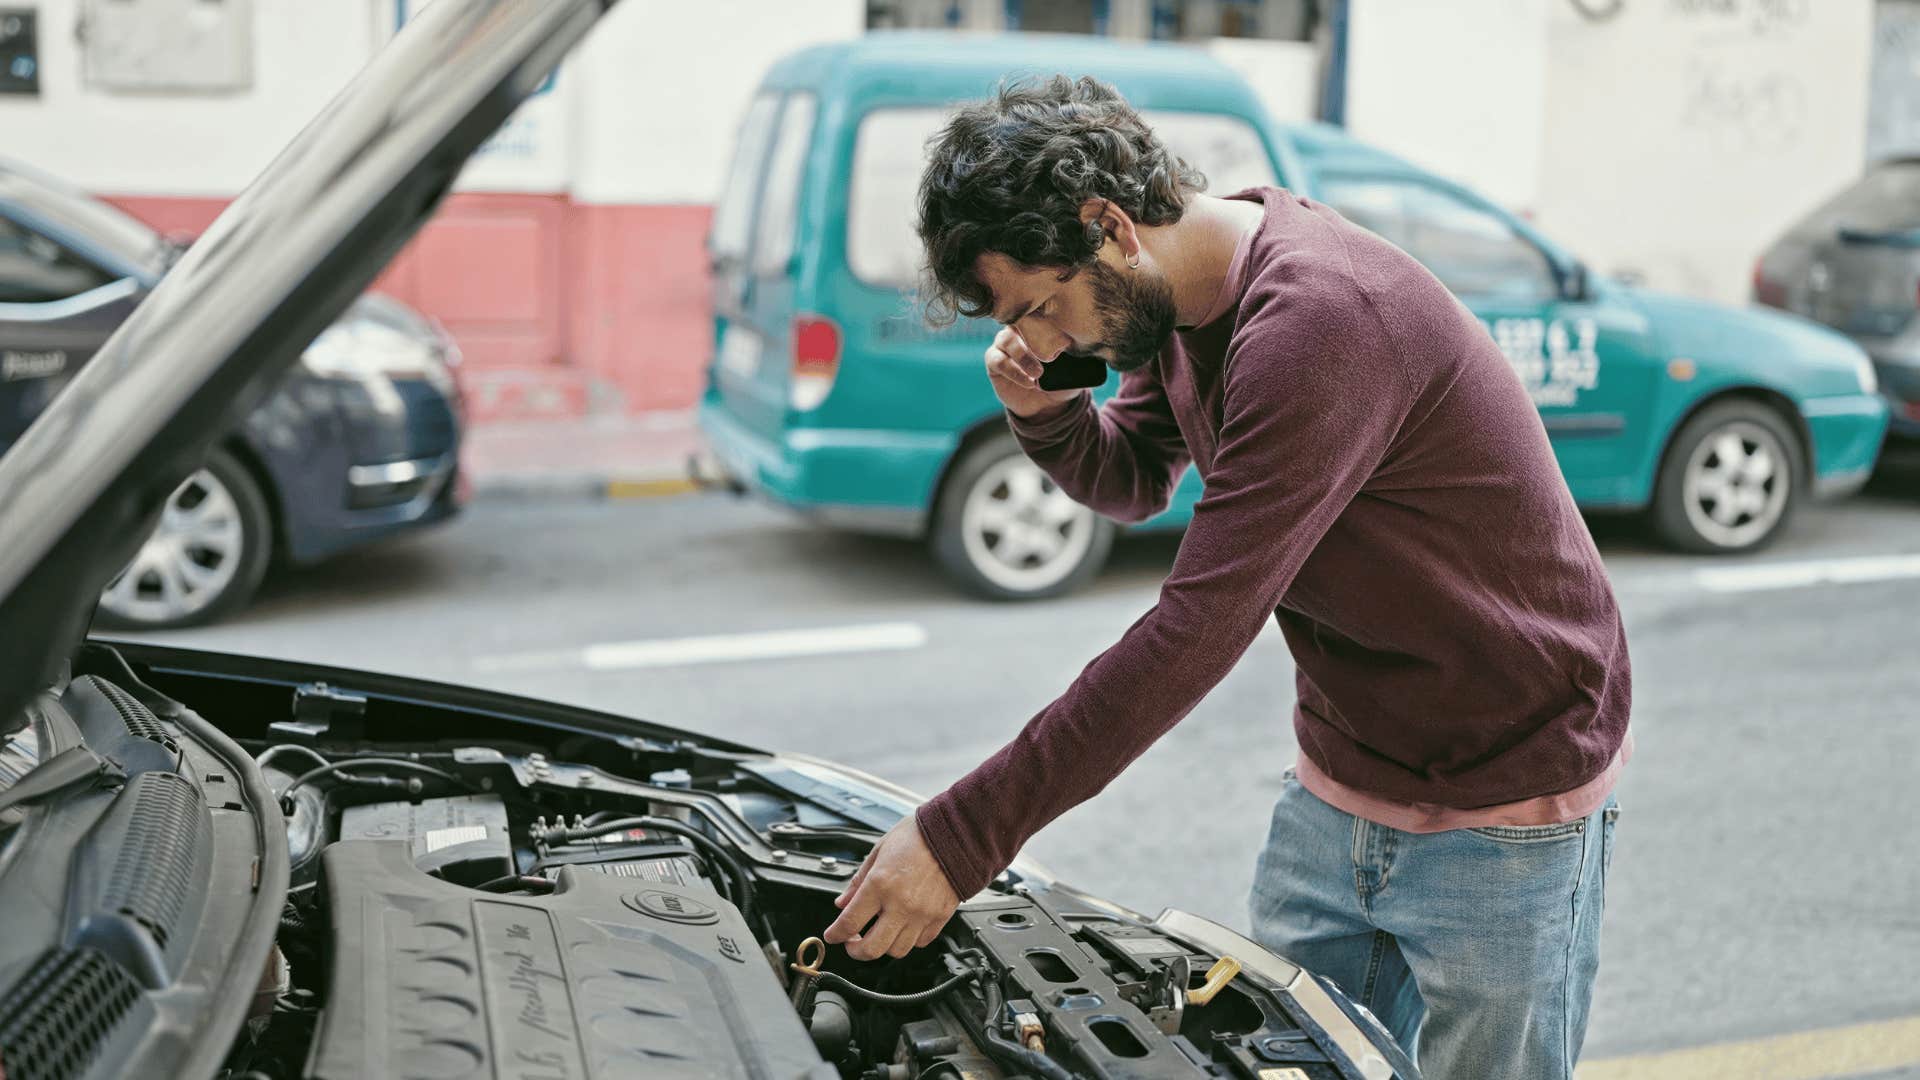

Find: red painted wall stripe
[102,192,713,423]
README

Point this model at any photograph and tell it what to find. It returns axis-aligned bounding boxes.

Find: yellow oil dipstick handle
[790,936,827,1021]
[791,936,826,977]
[1185,955,1241,1007]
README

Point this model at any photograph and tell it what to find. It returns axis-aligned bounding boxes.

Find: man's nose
[1015,322,1068,362]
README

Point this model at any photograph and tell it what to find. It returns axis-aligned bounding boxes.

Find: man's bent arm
[1008,364,1191,525]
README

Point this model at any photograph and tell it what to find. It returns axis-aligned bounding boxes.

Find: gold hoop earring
[1125,252,1141,270]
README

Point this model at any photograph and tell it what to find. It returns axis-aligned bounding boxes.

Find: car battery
[338,794,512,887]
[536,825,710,891]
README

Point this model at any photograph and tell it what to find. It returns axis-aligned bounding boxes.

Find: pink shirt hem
[1295,729,1633,832]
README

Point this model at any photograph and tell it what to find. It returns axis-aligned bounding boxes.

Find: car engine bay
[0,644,1411,1080]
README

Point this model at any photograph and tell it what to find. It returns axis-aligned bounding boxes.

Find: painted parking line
[605,477,698,499]
[1692,552,1920,594]
[1579,1015,1920,1080]
[477,621,929,673]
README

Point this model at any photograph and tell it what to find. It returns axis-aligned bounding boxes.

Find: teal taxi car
[698,33,1888,600]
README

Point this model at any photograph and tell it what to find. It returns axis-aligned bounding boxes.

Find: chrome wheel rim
[960,456,1095,594]
[100,467,246,624]
[1681,420,1790,549]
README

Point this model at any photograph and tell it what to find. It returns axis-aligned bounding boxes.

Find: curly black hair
[916,74,1206,326]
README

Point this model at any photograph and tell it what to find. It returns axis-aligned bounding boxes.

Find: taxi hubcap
[1681,421,1789,549]
[100,468,245,623]
[961,456,1095,593]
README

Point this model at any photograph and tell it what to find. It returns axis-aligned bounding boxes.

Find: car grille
[392,377,459,458]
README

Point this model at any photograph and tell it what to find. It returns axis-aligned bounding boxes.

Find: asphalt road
[122,461,1920,1074]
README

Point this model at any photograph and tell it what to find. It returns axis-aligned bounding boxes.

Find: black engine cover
[307,839,834,1080]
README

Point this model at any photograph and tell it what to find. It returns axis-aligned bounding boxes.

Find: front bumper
[262,372,466,565]
[697,397,950,538]
[1803,392,1890,498]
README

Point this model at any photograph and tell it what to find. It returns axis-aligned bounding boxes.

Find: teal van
[698,33,1889,600]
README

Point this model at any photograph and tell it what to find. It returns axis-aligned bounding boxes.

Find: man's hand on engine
[822,814,960,961]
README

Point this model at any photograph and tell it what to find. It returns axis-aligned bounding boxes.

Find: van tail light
[790,314,841,411]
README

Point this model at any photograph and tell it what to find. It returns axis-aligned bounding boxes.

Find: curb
[473,472,700,502]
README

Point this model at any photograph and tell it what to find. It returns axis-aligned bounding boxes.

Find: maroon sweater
[915,188,1632,898]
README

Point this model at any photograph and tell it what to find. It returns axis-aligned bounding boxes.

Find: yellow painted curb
[1579,1014,1920,1080]
[605,478,698,499]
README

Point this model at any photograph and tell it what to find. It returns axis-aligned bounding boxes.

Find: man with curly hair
[824,75,1632,1079]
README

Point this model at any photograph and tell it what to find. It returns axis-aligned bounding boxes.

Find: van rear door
[707,91,820,441]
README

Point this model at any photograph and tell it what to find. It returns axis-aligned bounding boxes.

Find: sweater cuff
[1006,393,1093,442]
[914,794,991,900]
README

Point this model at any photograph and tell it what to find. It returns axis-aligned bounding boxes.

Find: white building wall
[0,0,865,204]
[0,0,376,196]
[566,0,866,205]
[1344,0,1551,213]
[1535,0,1874,303]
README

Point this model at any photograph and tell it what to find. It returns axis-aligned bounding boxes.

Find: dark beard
[1081,258,1178,373]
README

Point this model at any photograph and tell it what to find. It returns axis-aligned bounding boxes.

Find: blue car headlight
[302,317,452,393]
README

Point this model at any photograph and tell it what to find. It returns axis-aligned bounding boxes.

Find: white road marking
[477,621,928,673]
[1691,553,1920,594]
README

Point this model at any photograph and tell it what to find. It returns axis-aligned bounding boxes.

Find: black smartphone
[1037,352,1109,391]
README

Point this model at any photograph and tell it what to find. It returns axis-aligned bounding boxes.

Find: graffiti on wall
[1669,0,1812,155]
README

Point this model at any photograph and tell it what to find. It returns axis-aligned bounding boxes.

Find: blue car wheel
[94,447,275,629]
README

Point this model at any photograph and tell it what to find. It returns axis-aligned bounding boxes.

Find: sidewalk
[464,409,705,500]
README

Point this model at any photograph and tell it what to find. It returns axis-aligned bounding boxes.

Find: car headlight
[301,318,449,385]
[1855,352,1879,396]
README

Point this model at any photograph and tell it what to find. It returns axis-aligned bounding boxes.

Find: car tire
[1650,399,1803,555]
[931,433,1115,601]
[94,448,275,630]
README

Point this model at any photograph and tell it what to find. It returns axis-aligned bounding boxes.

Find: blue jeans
[1248,769,1618,1080]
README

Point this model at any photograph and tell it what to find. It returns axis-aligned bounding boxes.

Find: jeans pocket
[1466,819,1588,844]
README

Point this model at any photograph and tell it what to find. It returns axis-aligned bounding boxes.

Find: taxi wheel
[1651,399,1803,554]
[931,434,1114,601]
[94,449,275,630]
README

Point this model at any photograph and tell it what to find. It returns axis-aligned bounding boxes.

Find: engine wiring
[815,965,980,1007]
[254,744,333,775]
[276,758,472,814]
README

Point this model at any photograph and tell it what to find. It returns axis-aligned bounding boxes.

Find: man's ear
[1078,199,1140,263]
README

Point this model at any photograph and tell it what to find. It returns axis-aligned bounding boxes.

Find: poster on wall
[392,0,569,191]
[0,9,37,96]
[82,0,255,93]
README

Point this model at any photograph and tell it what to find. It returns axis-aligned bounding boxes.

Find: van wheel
[932,434,1114,600]
[95,449,274,630]
[1651,399,1802,554]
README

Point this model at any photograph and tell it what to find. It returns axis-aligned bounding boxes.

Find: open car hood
[0,0,612,732]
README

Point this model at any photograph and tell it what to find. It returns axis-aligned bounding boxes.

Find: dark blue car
[0,159,464,629]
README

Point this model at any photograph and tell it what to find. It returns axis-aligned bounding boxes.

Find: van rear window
[846,107,1280,288]
[752,94,818,277]
[711,93,782,266]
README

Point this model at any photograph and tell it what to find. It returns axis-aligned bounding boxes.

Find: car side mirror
[1560,261,1592,302]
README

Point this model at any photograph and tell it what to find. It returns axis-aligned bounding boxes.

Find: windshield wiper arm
[0,745,125,816]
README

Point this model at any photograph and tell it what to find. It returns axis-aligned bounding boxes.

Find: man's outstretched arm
[825,284,1415,959]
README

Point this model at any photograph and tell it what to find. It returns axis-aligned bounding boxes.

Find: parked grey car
[1756,158,1920,438]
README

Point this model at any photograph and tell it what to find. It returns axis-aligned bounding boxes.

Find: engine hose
[473,875,557,894]
[813,966,979,1007]
[550,816,758,931]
